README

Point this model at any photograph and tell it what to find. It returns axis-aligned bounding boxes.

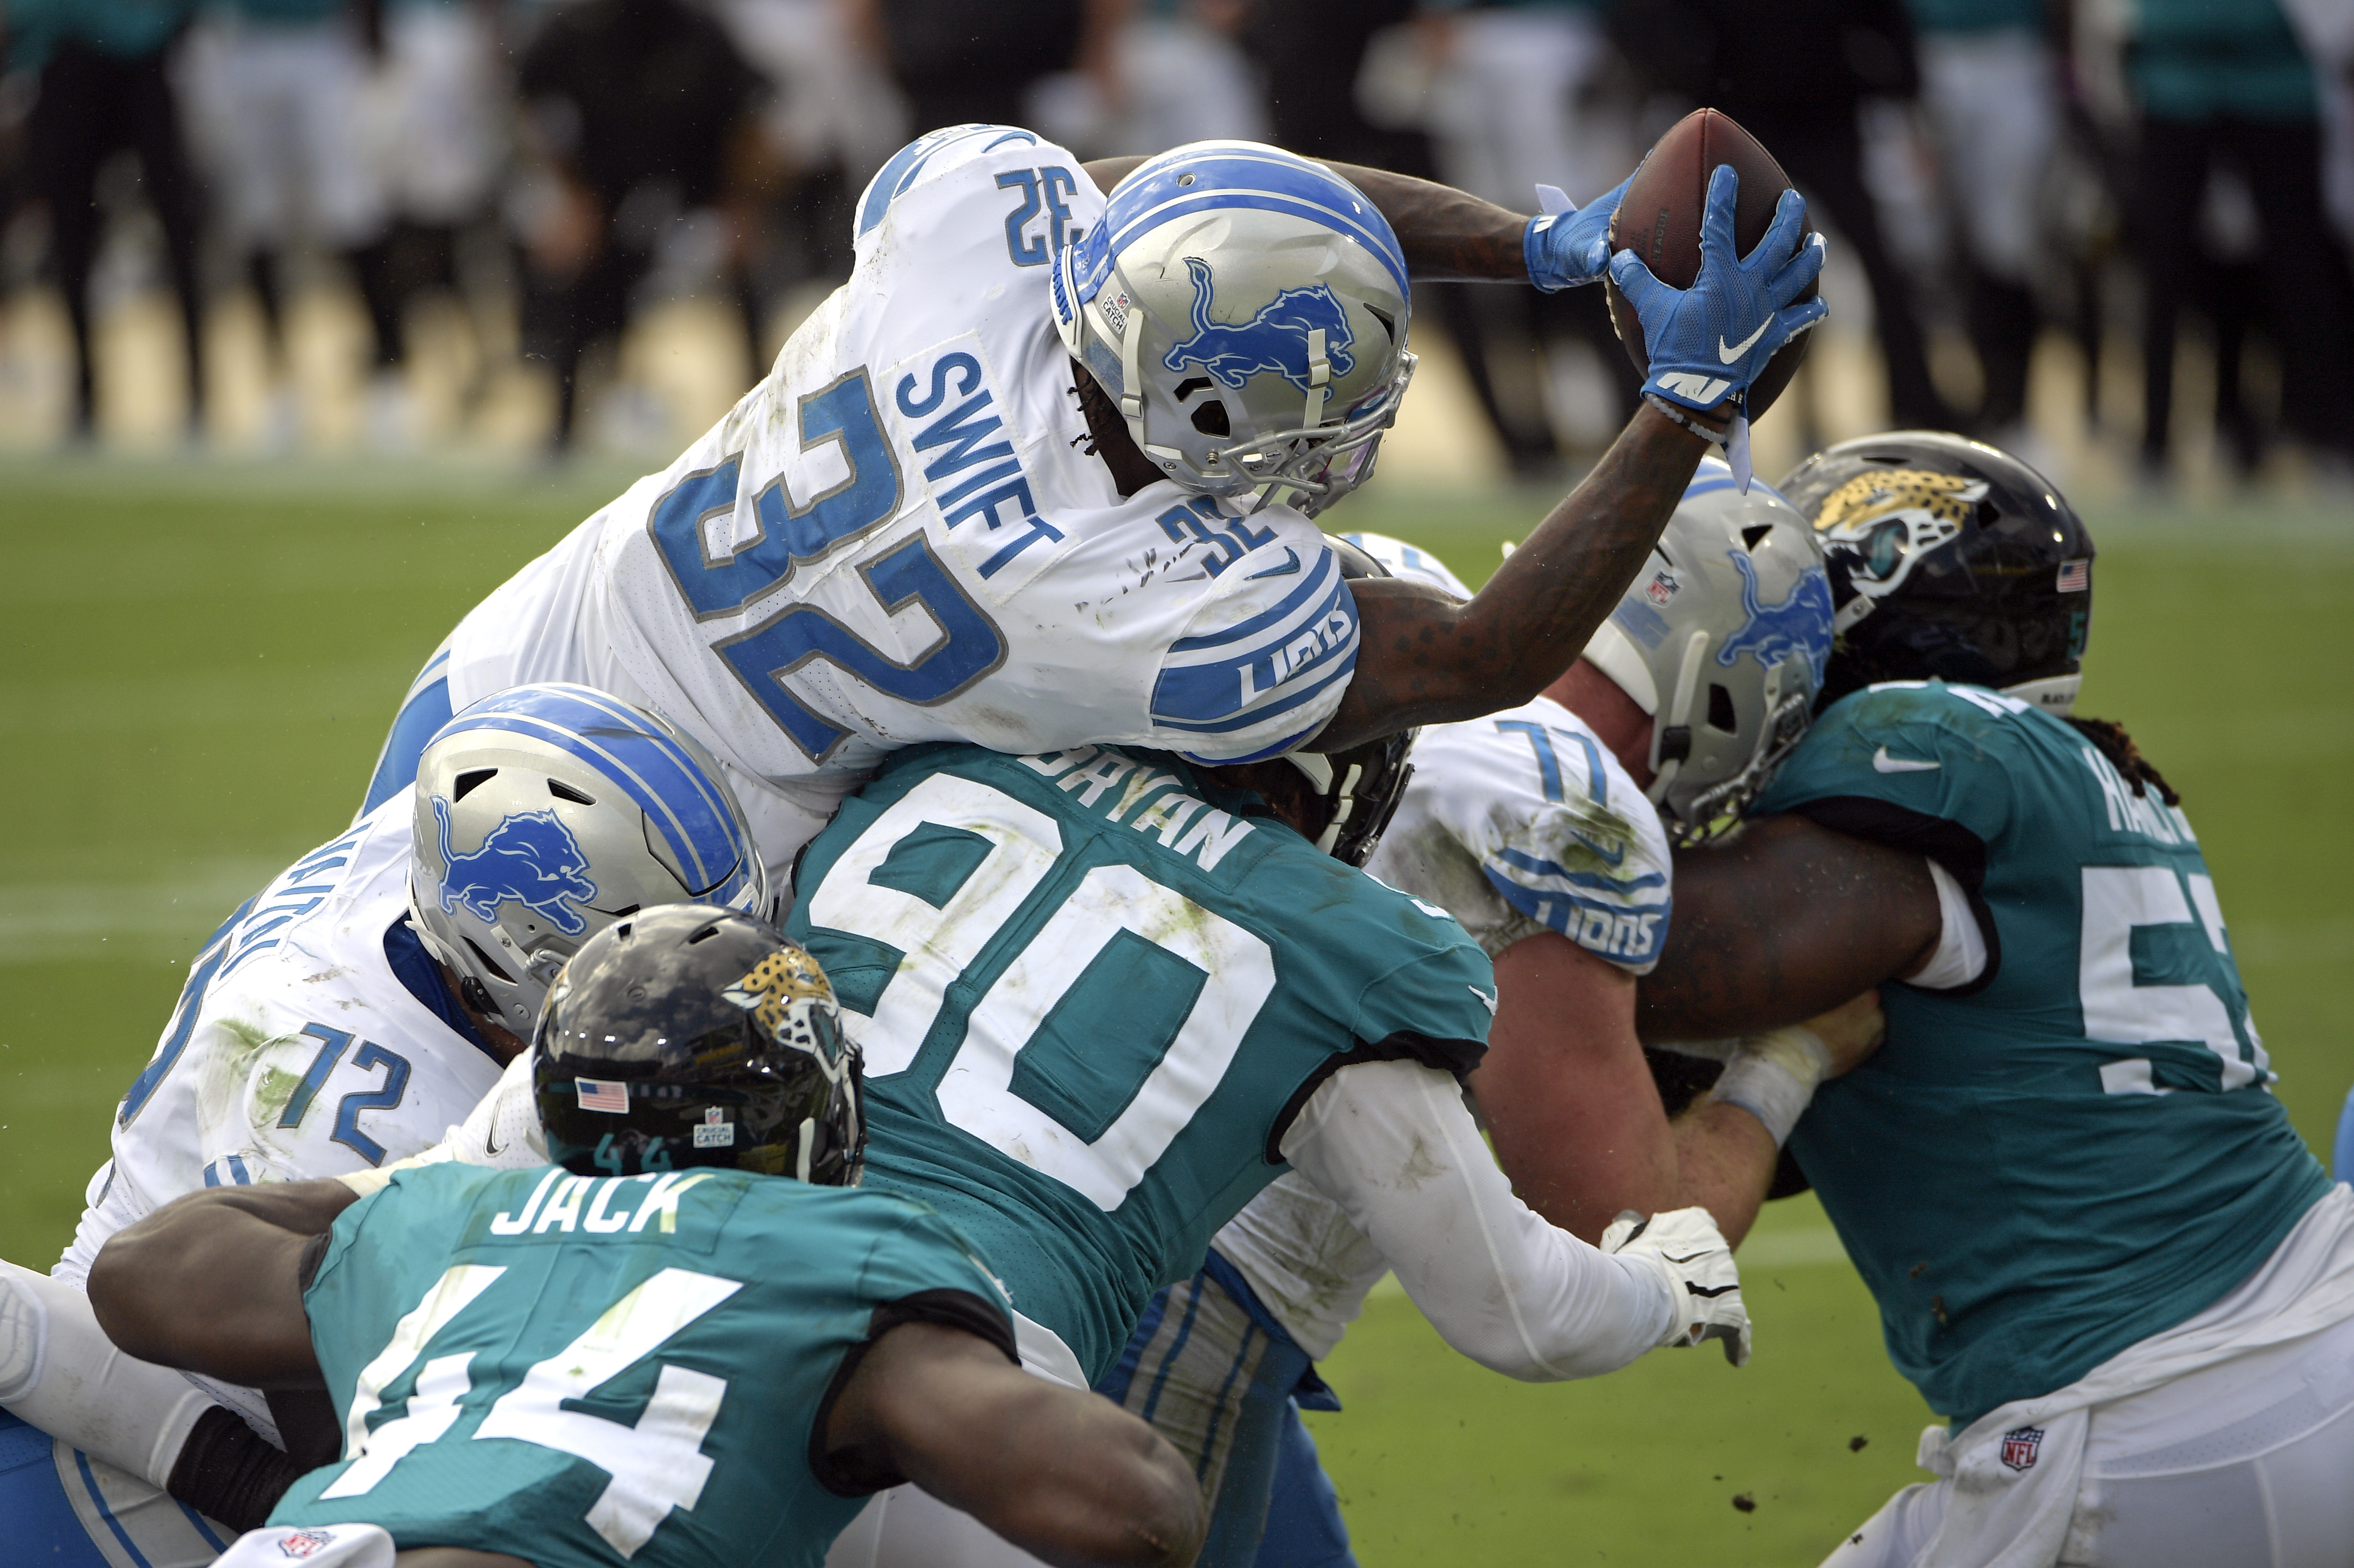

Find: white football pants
[1823,1303,2354,1568]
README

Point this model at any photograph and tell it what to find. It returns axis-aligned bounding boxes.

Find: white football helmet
[1580,460,1835,843]
[1053,140,1414,516]
[408,683,773,1037]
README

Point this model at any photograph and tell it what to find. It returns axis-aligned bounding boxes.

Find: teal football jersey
[787,742,1496,1380]
[270,1161,1015,1567]
[1759,680,2330,1426]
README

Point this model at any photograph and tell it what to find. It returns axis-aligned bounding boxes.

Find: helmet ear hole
[1707,684,1738,733]
[1190,400,1231,437]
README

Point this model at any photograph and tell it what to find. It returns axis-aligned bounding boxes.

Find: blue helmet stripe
[429,688,748,895]
[449,710,745,895]
[1103,150,1410,299]
[1683,473,1797,510]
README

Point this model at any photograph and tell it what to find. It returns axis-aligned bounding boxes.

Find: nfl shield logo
[2000,1426,2045,1472]
[279,1529,336,1559]
[1645,570,1681,607]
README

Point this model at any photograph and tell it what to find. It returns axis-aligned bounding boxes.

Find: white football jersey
[433,124,1360,874]
[1364,694,1674,972]
[1219,695,1675,1359]
[57,793,509,1284]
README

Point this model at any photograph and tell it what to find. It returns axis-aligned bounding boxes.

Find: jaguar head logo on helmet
[1053,141,1414,517]
[1780,431,2094,716]
[534,904,864,1186]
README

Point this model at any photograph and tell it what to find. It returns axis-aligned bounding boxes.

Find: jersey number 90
[807,774,1277,1211]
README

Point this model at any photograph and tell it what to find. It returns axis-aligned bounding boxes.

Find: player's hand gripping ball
[1524,172,1633,293]
[1609,164,1826,414]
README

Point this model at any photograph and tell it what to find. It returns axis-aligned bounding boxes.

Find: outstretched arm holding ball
[1081,133,1828,754]
[1610,165,1828,491]
[1310,159,1827,751]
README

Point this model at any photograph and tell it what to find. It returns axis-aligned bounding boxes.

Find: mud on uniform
[787,735,1681,1568]
[363,123,1364,880]
[1093,695,1676,1568]
[0,791,524,1568]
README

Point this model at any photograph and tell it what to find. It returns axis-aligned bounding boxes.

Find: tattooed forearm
[1635,817,1941,1041]
[1316,162,1530,280]
[1318,405,1711,750]
[1083,157,1530,281]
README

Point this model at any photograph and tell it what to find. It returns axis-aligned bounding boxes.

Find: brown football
[1604,107,1814,419]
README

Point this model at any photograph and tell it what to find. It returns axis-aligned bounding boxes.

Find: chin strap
[1645,630,1710,807]
[1303,328,1331,430]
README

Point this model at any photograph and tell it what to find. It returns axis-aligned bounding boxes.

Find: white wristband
[1706,1025,1833,1148]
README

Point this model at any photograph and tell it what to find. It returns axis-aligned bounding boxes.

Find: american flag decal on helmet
[576,1078,629,1113]
[2056,558,2089,592]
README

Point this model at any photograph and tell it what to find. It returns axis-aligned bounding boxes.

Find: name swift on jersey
[398,126,1369,889]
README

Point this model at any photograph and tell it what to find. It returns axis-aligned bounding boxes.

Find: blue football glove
[1524,172,1632,293]
[1608,165,1827,412]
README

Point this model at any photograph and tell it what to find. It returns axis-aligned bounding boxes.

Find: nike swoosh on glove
[1601,1205,1751,1367]
[1606,165,1827,412]
[1525,172,1632,293]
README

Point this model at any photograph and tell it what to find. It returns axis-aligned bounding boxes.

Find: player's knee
[0,1261,51,1400]
[1820,1481,1946,1568]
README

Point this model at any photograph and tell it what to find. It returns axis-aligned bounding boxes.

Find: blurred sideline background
[2,0,2352,496]
[1,0,2352,1563]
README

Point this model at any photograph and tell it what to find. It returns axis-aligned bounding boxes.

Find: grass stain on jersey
[201,1016,297,1146]
[252,1065,306,1126]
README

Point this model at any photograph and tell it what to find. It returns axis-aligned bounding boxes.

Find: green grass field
[1,458,2348,1565]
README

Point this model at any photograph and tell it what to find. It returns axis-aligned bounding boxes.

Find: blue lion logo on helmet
[1717,550,1834,691]
[433,798,598,935]
[1163,257,1356,395]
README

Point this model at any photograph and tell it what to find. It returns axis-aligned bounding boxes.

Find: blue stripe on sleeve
[1493,846,1665,892]
[1152,651,1356,736]
[1169,551,1337,652]
[1153,568,1357,730]
[858,125,1037,236]
[1176,716,1328,767]
[360,671,452,816]
[1485,869,1672,965]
